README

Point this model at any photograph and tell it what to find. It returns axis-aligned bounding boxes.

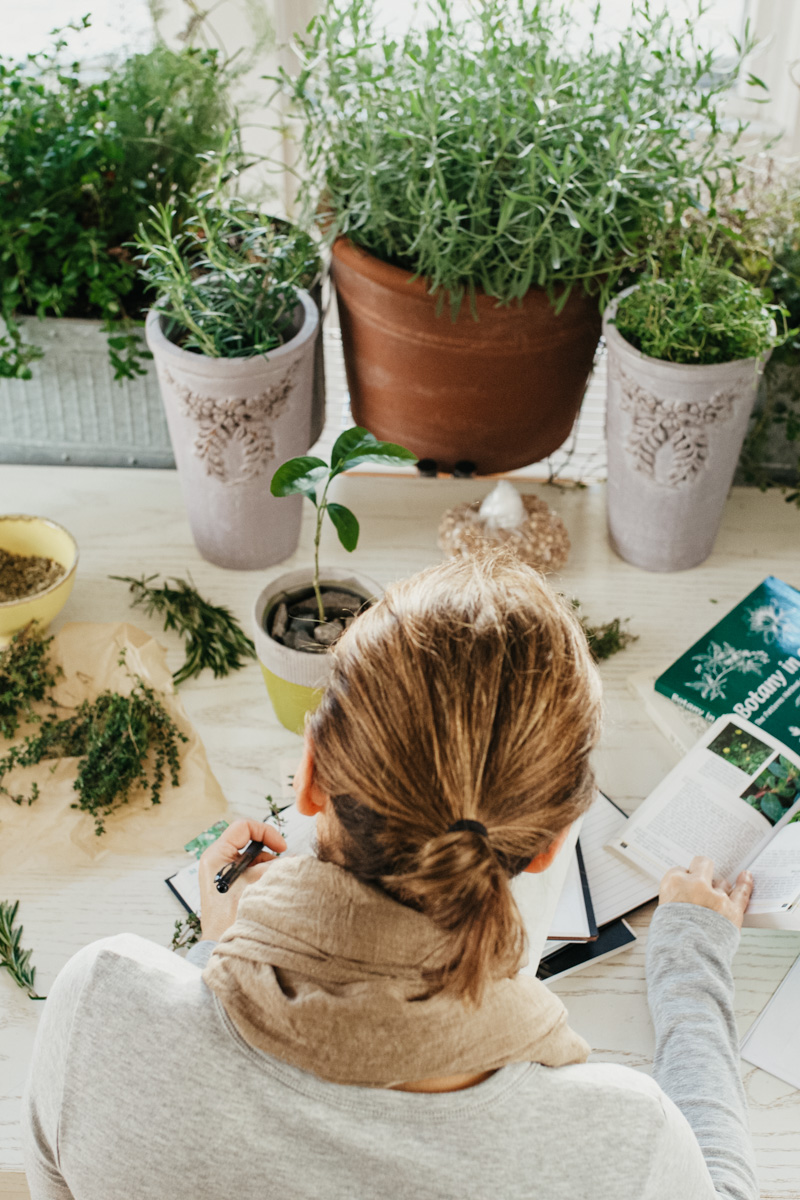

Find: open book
[606,714,800,929]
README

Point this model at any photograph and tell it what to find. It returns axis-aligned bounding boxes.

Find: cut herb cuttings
[171,911,202,952]
[0,624,61,739]
[0,653,188,835]
[112,574,256,685]
[0,899,44,1000]
[571,602,637,663]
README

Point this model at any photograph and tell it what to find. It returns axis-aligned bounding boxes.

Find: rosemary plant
[134,197,320,358]
[0,899,44,1000]
[0,625,61,739]
[112,575,256,685]
[271,427,417,621]
[0,653,188,835]
[280,0,755,314]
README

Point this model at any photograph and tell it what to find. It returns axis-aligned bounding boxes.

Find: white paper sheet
[741,955,800,1090]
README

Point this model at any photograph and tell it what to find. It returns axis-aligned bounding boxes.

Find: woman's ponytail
[308,553,603,1007]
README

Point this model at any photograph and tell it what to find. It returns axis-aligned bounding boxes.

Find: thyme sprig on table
[0,652,188,835]
[572,602,637,663]
[112,574,256,685]
[0,625,62,739]
[0,900,44,999]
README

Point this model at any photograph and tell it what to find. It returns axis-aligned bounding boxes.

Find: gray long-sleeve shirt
[21,902,758,1200]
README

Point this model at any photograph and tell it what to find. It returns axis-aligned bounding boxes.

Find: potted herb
[0,28,241,467]
[604,245,786,571]
[254,427,416,732]
[280,0,751,474]
[139,195,321,569]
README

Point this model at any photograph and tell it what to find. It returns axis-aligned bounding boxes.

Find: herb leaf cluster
[282,0,751,314]
[0,652,188,835]
[134,198,320,358]
[0,625,61,739]
[0,26,239,380]
[0,899,44,999]
[613,244,785,366]
[112,574,256,685]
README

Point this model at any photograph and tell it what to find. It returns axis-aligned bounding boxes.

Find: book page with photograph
[605,717,800,913]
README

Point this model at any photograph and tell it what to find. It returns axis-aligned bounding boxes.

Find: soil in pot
[267,585,369,653]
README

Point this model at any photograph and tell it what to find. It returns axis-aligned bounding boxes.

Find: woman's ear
[293,736,332,817]
[522,824,572,875]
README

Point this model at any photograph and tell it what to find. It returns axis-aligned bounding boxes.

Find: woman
[22,556,757,1200]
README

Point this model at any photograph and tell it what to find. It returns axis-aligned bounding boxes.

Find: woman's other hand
[198,819,287,942]
[659,855,753,930]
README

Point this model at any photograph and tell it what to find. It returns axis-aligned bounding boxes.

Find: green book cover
[655,577,800,755]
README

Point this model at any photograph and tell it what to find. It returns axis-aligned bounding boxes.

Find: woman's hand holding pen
[198,819,287,942]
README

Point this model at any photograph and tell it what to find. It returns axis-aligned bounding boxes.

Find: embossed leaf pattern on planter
[165,366,296,485]
[619,370,737,487]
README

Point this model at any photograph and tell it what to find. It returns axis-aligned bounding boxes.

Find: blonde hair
[307,553,603,1005]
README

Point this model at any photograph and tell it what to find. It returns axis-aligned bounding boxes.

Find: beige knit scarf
[203,855,589,1088]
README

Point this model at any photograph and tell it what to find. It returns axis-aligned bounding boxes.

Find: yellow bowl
[0,515,79,645]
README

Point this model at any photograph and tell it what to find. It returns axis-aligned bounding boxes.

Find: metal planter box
[0,317,174,467]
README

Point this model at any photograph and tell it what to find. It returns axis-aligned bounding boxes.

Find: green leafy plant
[0,24,240,379]
[271,427,417,621]
[570,601,636,662]
[0,899,44,999]
[112,574,256,684]
[0,652,188,834]
[613,244,785,365]
[134,195,320,357]
[279,0,754,315]
[0,624,61,739]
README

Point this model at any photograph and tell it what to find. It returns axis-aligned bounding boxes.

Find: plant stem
[312,476,332,623]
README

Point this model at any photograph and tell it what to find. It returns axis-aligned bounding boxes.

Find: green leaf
[760,794,786,824]
[330,427,417,476]
[326,502,360,552]
[270,456,327,504]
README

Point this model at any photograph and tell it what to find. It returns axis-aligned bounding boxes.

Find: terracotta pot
[330,238,602,474]
[146,291,318,570]
[253,566,383,733]
[604,288,769,572]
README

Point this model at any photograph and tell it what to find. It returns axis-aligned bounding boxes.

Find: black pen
[214,805,291,893]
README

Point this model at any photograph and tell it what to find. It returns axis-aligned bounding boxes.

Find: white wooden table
[1,466,799,1200]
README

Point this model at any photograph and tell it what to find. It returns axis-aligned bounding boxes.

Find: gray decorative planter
[0,318,172,467]
[146,291,319,570]
[604,289,769,572]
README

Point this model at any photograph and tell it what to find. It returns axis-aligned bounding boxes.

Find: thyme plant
[281,0,755,314]
[271,427,417,621]
[0,652,188,835]
[0,625,61,739]
[613,245,785,365]
[134,197,320,357]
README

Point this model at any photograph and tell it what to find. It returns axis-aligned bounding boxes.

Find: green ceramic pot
[253,566,383,734]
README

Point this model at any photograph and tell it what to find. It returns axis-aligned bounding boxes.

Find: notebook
[578,792,659,925]
[547,841,597,941]
[740,954,800,1090]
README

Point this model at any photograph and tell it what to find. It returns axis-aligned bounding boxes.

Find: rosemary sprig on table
[0,652,188,835]
[111,574,256,685]
[0,625,61,739]
[0,900,44,999]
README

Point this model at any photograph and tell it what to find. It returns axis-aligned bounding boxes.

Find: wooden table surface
[1,466,799,1199]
